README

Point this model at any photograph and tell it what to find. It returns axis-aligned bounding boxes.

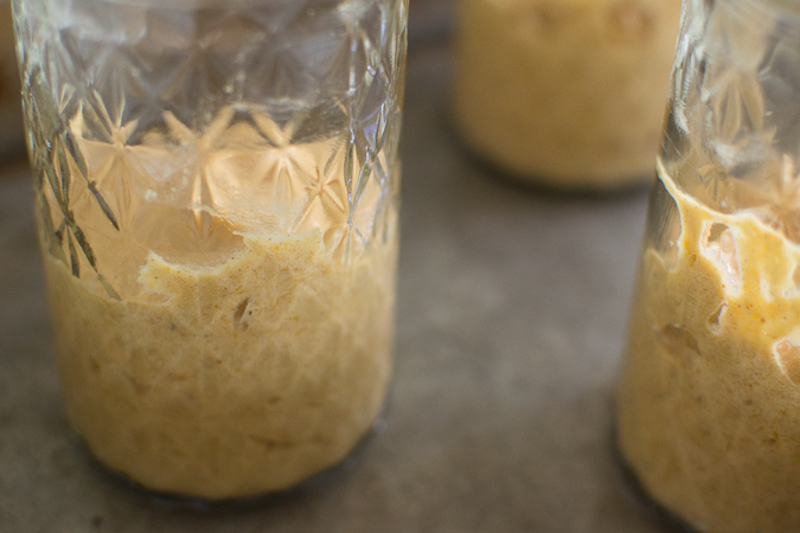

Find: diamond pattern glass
[617,1,800,531]
[15,0,406,299]
[13,0,406,500]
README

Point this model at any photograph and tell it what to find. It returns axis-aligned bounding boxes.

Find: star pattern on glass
[249,112,311,207]
[162,107,237,235]
[74,113,142,228]
[21,0,406,274]
[293,165,348,234]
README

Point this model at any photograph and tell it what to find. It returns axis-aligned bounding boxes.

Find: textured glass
[617,0,800,531]
[15,0,406,299]
[14,0,406,501]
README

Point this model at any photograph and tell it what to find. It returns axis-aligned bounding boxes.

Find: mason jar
[452,0,681,190]
[13,0,406,501]
[616,0,800,530]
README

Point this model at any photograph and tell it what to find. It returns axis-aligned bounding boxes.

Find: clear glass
[617,0,800,531]
[13,0,407,501]
[451,0,681,190]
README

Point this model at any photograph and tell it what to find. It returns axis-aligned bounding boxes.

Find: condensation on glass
[617,0,800,531]
[13,0,407,501]
[452,0,681,190]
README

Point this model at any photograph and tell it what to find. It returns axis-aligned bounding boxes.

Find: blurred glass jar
[452,0,681,190]
[0,0,24,159]
[617,0,800,530]
[13,0,407,501]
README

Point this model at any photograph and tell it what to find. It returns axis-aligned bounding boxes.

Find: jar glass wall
[617,0,800,530]
[13,0,407,501]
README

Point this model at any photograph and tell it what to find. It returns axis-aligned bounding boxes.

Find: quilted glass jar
[13,0,407,501]
[617,0,800,530]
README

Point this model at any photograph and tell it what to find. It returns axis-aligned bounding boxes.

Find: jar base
[76,413,390,510]
[448,116,653,196]
[611,422,699,533]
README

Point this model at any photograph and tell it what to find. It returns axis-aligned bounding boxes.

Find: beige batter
[617,166,800,532]
[452,0,681,189]
[43,227,396,501]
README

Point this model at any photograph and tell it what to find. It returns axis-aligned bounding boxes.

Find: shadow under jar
[13,0,407,501]
[616,0,800,531]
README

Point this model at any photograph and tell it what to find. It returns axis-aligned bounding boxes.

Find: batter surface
[44,228,396,501]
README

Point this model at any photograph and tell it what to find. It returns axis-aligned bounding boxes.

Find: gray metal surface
[0,36,679,533]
